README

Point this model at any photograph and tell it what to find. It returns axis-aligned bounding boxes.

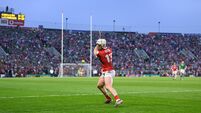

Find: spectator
[0,26,201,76]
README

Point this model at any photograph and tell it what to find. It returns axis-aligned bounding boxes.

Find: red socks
[114,95,120,101]
[105,95,120,101]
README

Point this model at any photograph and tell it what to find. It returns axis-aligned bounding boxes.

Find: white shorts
[100,70,115,78]
[172,71,177,75]
[180,69,185,74]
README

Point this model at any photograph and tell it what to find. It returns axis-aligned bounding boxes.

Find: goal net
[59,63,91,77]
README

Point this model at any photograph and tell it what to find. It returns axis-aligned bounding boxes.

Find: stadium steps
[45,47,60,58]
[0,46,8,58]
[134,48,149,60]
[180,49,196,60]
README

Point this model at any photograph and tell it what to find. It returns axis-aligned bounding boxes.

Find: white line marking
[126,90,201,94]
[0,90,201,99]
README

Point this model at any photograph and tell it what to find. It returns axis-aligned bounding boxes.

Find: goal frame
[60,13,93,77]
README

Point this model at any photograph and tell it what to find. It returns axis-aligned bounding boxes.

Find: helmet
[96,39,106,46]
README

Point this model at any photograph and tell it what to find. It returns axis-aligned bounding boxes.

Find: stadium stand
[0,26,201,77]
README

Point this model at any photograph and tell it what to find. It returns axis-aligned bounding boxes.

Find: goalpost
[59,13,93,77]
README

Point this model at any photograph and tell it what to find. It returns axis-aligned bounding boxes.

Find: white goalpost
[59,13,93,77]
[59,12,64,77]
[90,16,93,77]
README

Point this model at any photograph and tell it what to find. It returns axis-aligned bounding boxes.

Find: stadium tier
[0,26,201,77]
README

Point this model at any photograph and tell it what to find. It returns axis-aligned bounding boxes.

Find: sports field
[0,77,201,113]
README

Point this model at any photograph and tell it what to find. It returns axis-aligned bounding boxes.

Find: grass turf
[0,77,201,113]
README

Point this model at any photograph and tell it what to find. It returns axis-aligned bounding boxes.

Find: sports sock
[114,95,120,101]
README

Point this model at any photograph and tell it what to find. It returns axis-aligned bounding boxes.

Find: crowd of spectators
[0,26,201,77]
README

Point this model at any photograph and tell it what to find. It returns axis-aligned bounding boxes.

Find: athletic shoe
[114,99,123,107]
[105,99,112,104]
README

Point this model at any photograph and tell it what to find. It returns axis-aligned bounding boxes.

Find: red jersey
[171,65,178,71]
[96,47,114,72]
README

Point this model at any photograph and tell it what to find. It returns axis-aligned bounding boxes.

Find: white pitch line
[126,90,201,94]
[0,93,101,99]
[0,90,201,99]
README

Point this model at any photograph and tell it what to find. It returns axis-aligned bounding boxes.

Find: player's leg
[97,77,111,103]
[180,70,184,80]
[180,74,183,80]
[104,70,123,107]
[172,72,175,80]
[174,71,177,80]
[179,70,183,80]
[104,76,118,97]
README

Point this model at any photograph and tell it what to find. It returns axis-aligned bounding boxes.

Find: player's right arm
[185,65,187,70]
[94,45,99,56]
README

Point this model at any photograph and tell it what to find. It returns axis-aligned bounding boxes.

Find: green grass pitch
[0,77,201,113]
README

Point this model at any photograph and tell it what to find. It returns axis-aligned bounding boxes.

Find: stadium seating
[0,26,201,77]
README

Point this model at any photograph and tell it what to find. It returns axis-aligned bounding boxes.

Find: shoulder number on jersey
[105,53,112,63]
